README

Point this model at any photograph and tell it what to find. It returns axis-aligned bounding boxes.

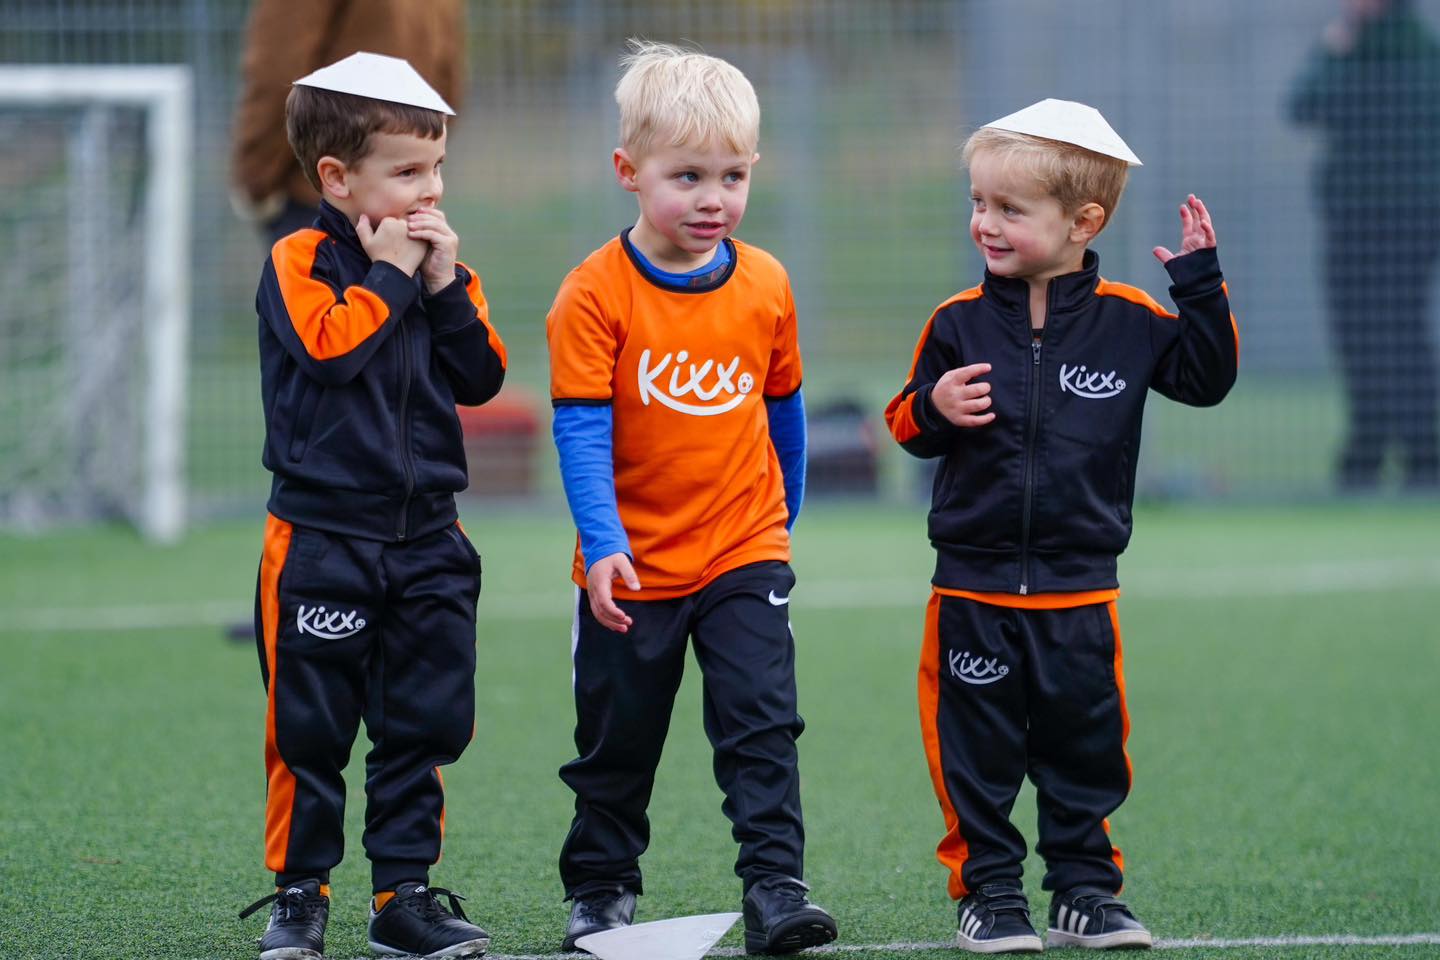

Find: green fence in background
[3,0,1438,532]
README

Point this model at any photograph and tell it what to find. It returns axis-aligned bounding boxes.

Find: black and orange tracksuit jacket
[257,200,506,540]
[886,247,1237,898]
[253,200,505,891]
[885,248,1237,595]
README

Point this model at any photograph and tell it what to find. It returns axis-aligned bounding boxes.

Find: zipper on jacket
[1018,329,1043,594]
[396,314,416,540]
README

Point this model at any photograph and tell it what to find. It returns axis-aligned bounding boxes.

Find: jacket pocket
[288,382,322,461]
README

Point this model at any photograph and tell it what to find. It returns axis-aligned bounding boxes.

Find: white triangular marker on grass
[573,912,742,960]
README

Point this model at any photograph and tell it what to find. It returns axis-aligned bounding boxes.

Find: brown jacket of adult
[230,0,466,219]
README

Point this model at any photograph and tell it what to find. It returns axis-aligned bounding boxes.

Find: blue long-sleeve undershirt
[553,389,808,572]
[552,404,630,572]
[766,390,807,528]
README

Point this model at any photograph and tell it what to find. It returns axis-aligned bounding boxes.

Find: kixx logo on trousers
[1059,363,1127,399]
[950,650,1009,685]
[297,604,367,639]
[638,348,754,416]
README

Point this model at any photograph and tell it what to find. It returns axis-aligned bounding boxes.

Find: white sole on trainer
[957,930,1044,954]
[258,949,321,960]
[367,937,489,958]
[1045,927,1153,949]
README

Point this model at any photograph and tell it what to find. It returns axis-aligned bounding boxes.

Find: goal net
[0,66,191,542]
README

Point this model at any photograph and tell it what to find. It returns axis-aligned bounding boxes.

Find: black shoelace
[575,888,625,921]
[401,886,471,924]
[238,887,319,923]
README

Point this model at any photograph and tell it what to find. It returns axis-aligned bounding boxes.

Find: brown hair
[962,127,1129,234]
[285,86,447,191]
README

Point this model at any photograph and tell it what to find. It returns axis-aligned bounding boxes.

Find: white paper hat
[293,52,454,116]
[983,98,1141,166]
[573,912,741,960]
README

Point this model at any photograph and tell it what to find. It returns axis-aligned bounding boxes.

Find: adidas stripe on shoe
[1046,886,1152,950]
[955,882,1042,954]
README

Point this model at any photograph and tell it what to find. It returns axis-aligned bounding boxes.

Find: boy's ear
[316,156,351,200]
[1070,202,1106,243]
[613,148,640,193]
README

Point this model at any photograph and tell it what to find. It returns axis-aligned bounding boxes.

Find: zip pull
[1032,341,1042,365]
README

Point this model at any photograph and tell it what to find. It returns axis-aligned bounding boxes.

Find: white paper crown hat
[293,52,454,116]
[983,98,1141,166]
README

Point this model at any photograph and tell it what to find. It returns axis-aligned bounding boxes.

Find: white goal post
[0,65,192,542]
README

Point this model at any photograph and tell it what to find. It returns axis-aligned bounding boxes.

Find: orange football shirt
[547,235,803,599]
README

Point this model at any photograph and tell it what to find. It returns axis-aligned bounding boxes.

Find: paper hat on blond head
[983,98,1141,166]
[293,52,454,116]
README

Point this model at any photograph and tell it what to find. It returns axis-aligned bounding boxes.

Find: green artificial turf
[3,501,1438,958]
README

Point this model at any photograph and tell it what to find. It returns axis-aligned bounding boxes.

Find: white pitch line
[8,556,1440,634]
[370,931,1440,959]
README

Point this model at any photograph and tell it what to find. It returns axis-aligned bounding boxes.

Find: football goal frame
[0,65,193,542]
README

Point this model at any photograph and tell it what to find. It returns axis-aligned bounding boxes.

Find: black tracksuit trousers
[559,560,806,899]
[254,514,482,892]
[919,593,1133,899]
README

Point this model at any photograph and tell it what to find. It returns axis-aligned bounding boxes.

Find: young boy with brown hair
[884,99,1238,953]
[237,52,505,960]
[545,40,837,956]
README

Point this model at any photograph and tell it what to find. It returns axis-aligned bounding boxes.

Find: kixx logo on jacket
[638,348,755,416]
[1059,362,1127,400]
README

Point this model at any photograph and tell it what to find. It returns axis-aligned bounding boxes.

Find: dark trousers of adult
[918,594,1132,899]
[1324,215,1440,489]
[255,514,482,892]
[559,560,806,899]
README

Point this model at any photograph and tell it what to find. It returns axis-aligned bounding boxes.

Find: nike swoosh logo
[767,590,790,606]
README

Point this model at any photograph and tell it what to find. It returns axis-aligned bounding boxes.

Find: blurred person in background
[230,0,466,246]
[1289,0,1440,492]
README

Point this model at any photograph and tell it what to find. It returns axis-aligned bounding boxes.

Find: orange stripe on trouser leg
[918,593,971,899]
[261,514,298,872]
[1106,600,1131,882]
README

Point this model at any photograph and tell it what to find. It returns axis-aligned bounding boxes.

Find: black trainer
[561,885,637,951]
[238,879,329,960]
[955,881,1042,954]
[741,875,838,955]
[1047,886,1152,950]
[367,883,490,958]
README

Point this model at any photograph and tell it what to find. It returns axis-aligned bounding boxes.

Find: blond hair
[962,127,1129,234]
[615,39,760,158]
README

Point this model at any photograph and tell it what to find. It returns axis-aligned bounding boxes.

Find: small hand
[356,214,427,275]
[1153,194,1217,265]
[586,552,640,633]
[932,362,995,428]
[407,207,460,294]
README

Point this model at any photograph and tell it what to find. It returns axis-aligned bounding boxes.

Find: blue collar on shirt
[620,227,737,291]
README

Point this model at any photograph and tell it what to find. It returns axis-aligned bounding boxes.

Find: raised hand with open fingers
[1152,194,1218,265]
